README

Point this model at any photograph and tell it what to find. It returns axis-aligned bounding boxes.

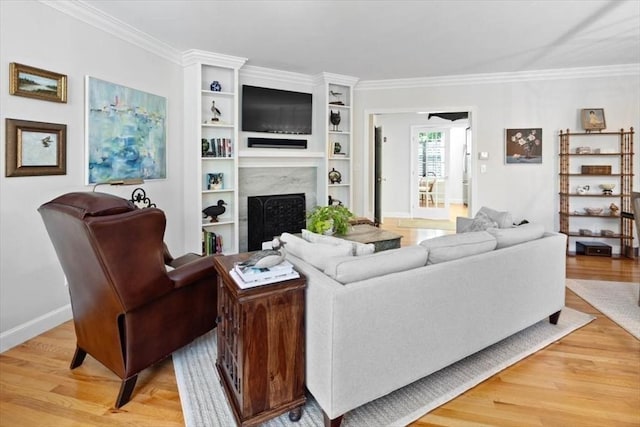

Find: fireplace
[247,193,306,251]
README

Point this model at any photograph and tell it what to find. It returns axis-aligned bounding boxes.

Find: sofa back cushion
[301,229,375,256]
[323,245,429,284]
[280,232,353,270]
[419,231,497,264]
[486,223,545,248]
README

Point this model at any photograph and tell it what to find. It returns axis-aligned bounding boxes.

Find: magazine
[230,269,300,289]
[233,260,295,283]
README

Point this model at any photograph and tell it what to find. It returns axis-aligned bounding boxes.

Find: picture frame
[505,128,542,164]
[5,118,67,177]
[581,108,606,131]
[85,76,167,184]
[9,63,67,103]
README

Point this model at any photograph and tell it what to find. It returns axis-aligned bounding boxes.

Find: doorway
[367,109,473,226]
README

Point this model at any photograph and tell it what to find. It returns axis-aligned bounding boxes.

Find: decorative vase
[210,81,221,92]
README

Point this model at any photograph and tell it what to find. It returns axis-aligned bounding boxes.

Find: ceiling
[81,0,640,81]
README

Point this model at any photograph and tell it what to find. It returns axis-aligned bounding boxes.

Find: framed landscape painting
[9,63,67,103]
[505,128,542,164]
[85,77,167,184]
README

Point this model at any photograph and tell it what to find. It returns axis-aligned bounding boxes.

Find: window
[418,130,445,177]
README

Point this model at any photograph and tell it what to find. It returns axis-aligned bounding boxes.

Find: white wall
[353,72,640,230]
[0,1,185,350]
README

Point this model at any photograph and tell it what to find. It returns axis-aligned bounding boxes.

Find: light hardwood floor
[1,219,638,426]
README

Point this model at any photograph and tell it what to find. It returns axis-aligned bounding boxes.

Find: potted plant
[307,205,354,235]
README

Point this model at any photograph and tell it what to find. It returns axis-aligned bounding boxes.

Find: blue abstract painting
[86,77,167,184]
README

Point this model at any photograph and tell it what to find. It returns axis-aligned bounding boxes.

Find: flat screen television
[242,85,312,134]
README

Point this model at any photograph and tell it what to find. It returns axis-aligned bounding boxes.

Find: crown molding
[40,0,183,65]
[240,65,316,86]
[182,50,247,69]
[314,72,360,87]
[356,64,640,90]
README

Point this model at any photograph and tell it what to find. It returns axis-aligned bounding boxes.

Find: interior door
[411,127,450,220]
[374,126,382,225]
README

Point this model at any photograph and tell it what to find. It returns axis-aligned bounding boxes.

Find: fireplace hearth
[247,193,306,251]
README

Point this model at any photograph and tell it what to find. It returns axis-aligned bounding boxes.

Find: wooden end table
[213,253,306,426]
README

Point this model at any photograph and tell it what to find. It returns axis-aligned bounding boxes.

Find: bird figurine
[210,100,221,122]
[237,237,287,271]
[202,200,226,222]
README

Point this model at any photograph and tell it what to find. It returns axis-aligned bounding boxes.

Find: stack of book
[230,260,299,289]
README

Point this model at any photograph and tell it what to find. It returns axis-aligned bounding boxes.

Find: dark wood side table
[213,253,306,426]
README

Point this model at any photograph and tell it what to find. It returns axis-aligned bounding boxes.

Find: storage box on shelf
[183,51,246,256]
[558,128,634,257]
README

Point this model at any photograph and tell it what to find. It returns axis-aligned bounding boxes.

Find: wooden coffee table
[338,224,402,252]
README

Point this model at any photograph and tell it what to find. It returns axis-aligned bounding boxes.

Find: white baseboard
[0,304,72,353]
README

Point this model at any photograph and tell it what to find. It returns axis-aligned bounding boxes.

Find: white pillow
[477,206,513,229]
[460,210,498,232]
[323,246,428,284]
[301,229,375,256]
[280,232,353,270]
[419,231,497,264]
[486,223,545,249]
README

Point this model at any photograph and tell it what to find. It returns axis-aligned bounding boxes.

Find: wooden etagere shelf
[558,128,635,257]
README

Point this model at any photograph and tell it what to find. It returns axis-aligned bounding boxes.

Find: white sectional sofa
[280,217,567,427]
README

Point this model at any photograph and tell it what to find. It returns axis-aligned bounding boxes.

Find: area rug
[397,218,456,231]
[173,307,593,427]
[566,279,640,339]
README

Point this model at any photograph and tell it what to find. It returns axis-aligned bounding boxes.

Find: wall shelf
[558,128,634,257]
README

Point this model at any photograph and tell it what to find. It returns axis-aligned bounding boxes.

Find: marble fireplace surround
[238,165,318,253]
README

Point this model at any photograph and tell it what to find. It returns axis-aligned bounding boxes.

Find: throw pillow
[419,231,497,264]
[486,223,545,249]
[323,246,429,284]
[280,232,353,271]
[477,206,513,229]
[301,229,375,256]
[460,210,499,232]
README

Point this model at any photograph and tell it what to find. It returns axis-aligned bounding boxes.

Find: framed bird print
[5,118,67,177]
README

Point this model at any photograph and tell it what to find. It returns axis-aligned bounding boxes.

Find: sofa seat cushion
[301,229,375,256]
[323,246,428,284]
[419,231,497,264]
[487,223,545,248]
[280,232,353,270]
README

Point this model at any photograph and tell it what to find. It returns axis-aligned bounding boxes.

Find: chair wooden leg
[69,346,87,369]
[115,375,138,408]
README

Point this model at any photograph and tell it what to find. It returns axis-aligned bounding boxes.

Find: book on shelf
[202,229,223,255]
[230,268,300,289]
[233,259,295,283]
[203,138,233,158]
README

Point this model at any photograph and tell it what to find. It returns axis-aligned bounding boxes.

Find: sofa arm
[168,255,217,289]
[456,216,472,233]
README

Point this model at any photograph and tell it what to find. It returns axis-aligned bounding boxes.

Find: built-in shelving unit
[558,128,634,257]
[315,73,358,208]
[183,50,247,255]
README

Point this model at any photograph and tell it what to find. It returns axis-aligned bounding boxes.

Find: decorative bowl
[584,207,604,215]
[599,183,616,191]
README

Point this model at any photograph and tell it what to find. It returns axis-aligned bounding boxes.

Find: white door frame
[363,106,477,221]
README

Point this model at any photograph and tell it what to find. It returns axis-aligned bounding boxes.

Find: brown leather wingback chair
[38,192,218,408]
